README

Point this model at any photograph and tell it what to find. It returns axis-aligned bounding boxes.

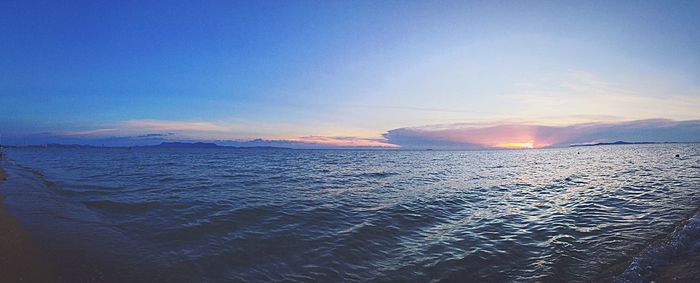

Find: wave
[355,172,398,178]
[81,200,162,213]
[152,205,277,242]
[8,161,117,197]
[7,160,46,177]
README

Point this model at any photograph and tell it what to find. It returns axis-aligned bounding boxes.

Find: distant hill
[147,142,290,149]
[148,142,220,148]
[8,142,291,150]
[14,143,99,149]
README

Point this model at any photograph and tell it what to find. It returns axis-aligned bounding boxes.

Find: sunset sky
[2,1,699,148]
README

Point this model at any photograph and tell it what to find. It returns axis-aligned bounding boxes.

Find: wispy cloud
[122,119,231,132]
[294,136,398,148]
[57,128,118,136]
[6,119,397,148]
[505,71,700,122]
[213,137,397,149]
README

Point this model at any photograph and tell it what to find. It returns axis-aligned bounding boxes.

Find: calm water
[1,144,699,282]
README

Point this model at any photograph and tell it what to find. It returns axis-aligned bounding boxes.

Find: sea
[0,144,699,282]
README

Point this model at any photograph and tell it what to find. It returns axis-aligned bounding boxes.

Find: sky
[1,0,699,148]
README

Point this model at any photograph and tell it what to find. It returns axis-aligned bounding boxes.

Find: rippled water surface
[1,144,699,282]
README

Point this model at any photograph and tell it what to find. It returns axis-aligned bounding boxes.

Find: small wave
[355,172,398,178]
[8,161,84,197]
[613,209,700,282]
[38,178,114,197]
[153,206,276,242]
[41,180,80,196]
[82,200,162,213]
[9,161,46,177]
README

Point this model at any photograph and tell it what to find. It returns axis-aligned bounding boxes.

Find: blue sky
[1,1,699,147]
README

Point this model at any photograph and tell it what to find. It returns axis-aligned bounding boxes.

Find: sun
[496,141,536,149]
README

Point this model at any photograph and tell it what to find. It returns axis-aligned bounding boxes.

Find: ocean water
[1,144,699,282]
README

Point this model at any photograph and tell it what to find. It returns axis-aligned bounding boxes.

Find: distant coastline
[0,142,292,150]
[569,141,693,147]
[2,141,699,151]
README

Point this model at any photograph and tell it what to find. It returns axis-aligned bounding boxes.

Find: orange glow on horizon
[494,140,549,149]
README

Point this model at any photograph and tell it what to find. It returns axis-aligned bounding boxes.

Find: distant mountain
[17,143,99,149]
[149,142,220,148]
[146,142,291,149]
[570,141,669,147]
[8,142,291,150]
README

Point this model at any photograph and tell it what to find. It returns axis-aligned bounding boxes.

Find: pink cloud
[295,136,398,148]
[384,119,700,149]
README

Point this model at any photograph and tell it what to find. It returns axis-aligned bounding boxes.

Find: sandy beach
[0,164,61,282]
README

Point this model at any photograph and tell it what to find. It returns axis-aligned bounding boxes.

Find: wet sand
[0,164,62,282]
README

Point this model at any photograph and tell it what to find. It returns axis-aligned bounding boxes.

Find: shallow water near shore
[1,144,699,281]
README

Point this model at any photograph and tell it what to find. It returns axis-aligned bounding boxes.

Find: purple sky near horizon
[1,1,699,148]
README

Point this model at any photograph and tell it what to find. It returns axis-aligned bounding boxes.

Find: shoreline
[0,162,62,282]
